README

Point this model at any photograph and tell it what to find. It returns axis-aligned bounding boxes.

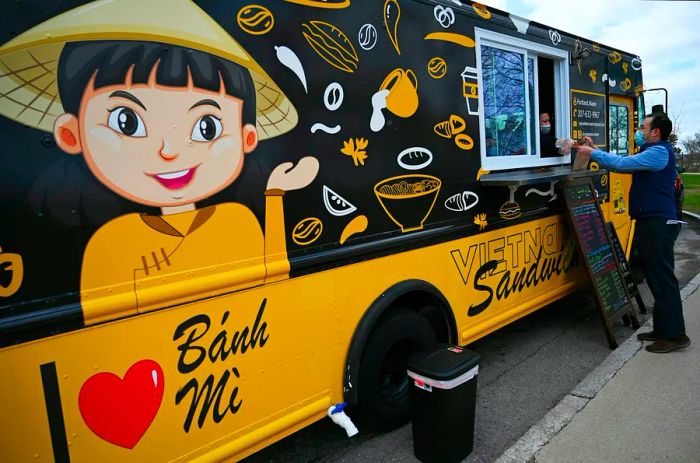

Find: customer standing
[577,112,690,353]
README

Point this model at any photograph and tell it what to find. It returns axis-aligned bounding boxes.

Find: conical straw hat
[0,0,297,139]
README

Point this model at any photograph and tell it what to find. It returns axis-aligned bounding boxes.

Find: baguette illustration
[424,32,475,48]
[302,20,359,73]
[397,147,433,170]
[434,121,452,138]
[445,191,479,212]
[285,0,350,8]
[434,114,466,138]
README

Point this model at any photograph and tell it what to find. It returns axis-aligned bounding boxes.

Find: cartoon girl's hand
[267,156,320,191]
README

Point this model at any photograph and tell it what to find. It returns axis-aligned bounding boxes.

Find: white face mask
[540,123,551,134]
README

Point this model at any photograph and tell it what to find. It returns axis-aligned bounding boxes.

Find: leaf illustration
[340,138,368,166]
[474,212,488,231]
[341,138,355,155]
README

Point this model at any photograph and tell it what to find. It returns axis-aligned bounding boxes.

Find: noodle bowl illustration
[374,174,441,232]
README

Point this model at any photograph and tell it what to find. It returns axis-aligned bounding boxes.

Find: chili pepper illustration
[275,45,308,92]
[384,0,401,55]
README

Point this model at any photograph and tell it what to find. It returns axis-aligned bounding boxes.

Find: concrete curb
[495,271,700,463]
[682,210,700,223]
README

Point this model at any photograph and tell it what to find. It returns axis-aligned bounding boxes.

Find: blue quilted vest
[628,140,677,220]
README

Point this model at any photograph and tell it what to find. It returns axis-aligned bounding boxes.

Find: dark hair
[57,41,256,125]
[647,112,672,140]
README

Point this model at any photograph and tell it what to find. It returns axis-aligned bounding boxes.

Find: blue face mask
[634,130,645,146]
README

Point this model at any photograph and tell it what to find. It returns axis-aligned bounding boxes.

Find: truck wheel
[356,308,437,429]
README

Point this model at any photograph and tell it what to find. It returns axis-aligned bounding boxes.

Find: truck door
[606,95,635,251]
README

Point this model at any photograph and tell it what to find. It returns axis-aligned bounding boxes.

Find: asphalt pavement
[498,271,700,463]
[244,215,700,463]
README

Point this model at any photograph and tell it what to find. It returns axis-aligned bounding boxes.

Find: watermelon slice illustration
[323,185,357,216]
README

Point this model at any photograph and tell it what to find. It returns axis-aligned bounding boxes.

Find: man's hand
[577,145,594,157]
[267,156,320,191]
[578,136,597,148]
[573,145,593,171]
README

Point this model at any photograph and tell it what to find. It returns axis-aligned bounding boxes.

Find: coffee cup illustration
[380,68,419,118]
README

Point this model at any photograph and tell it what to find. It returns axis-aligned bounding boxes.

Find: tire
[355,308,437,430]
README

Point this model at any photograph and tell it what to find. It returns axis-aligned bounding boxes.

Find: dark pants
[634,217,685,339]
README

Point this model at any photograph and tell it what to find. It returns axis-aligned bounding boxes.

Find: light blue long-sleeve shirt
[590,145,669,173]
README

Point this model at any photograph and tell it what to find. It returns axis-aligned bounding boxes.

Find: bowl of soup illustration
[374,174,441,232]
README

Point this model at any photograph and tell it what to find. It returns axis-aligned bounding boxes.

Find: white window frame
[527,54,540,158]
[475,28,570,171]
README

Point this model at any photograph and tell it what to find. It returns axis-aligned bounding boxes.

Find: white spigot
[328,403,359,437]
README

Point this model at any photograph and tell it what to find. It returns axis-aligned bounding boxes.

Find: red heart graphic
[79,359,164,449]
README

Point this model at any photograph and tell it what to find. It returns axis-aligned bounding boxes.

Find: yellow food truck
[0,0,646,460]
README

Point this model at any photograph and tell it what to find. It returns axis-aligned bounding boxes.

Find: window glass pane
[608,104,629,154]
[528,57,536,155]
[609,105,618,153]
[617,106,628,153]
[481,45,527,157]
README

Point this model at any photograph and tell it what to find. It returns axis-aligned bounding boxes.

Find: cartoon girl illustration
[0,0,318,323]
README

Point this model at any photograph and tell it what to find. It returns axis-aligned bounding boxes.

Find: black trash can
[407,345,479,463]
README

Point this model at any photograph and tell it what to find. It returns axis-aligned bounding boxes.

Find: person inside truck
[485,135,498,156]
[0,3,319,318]
[539,112,573,157]
[577,112,689,353]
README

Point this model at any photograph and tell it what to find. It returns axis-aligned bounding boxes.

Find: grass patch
[681,173,700,189]
[682,174,700,213]
[683,189,700,214]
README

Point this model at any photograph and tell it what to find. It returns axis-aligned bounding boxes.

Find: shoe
[636,331,658,342]
[645,335,691,353]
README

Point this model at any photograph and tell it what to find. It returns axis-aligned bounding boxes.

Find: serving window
[475,29,570,171]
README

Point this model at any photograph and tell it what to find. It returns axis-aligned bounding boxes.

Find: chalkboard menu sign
[606,222,647,314]
[606,223,634,293]
[571,90,606,147]
[561,177,638,348]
